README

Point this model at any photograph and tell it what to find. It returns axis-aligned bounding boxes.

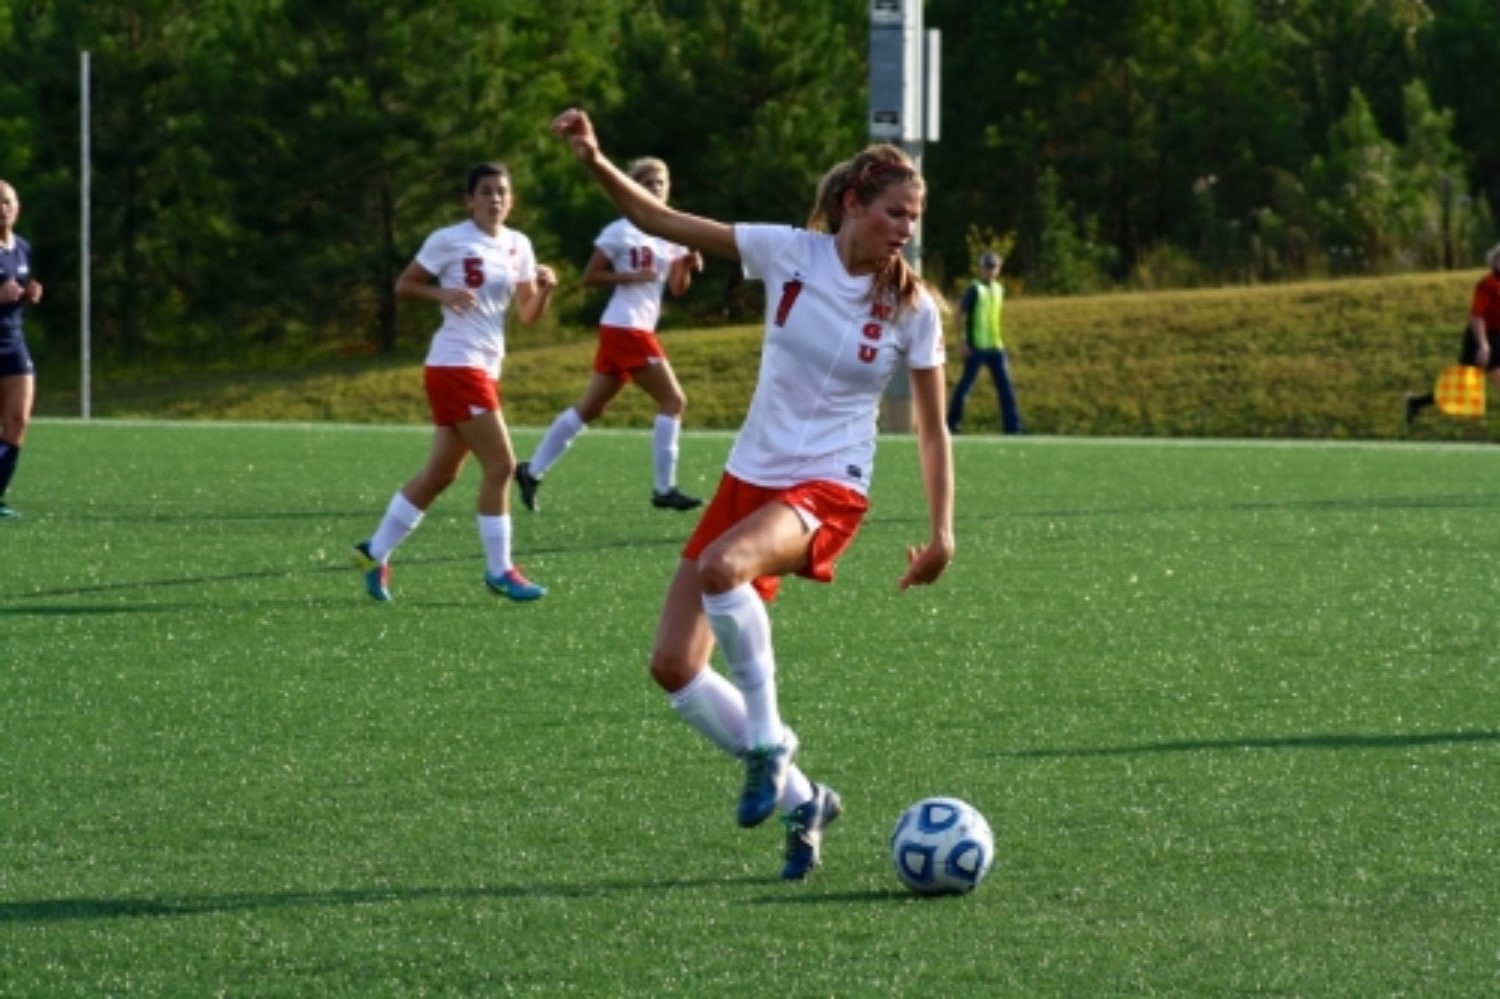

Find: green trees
[0,0,1494,376]
[923,0,1493,287]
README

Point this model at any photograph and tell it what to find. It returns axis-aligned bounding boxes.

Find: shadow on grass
[1001,729,1500,758]
[0,532,682,605]
[866,492,1500,531]
[0,876,854,924]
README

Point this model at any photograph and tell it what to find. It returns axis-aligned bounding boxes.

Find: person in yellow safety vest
[947,250,1023,435]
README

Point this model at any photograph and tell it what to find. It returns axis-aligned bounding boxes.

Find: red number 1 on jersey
[774,279,804,327]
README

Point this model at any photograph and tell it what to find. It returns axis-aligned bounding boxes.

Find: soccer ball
[889,796,994,895]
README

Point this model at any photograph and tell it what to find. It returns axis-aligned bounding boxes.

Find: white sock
[477,514,513,577]
[530,407,587,478]
[702,583,783,750]
[652,414,681,494]
[670,667,747,756]
[670,668,812,811]
[369,491,425,562]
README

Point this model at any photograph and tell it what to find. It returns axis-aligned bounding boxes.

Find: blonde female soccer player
[354,162,556,603]
[552,108,955,880]
[515,157,705,513]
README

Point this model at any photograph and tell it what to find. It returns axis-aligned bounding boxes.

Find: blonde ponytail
[807,144,935,318]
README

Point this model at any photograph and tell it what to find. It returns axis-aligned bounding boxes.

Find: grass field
[4,420,1500,996]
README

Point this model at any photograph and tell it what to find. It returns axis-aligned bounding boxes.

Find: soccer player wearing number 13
[552,108,956,881]
[353,162,556,603]
[515,156,705,513]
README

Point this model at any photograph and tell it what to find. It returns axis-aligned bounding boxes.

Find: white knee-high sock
[670,667,748,756]
[531,407,587,478]
[702,583,783,750]
[477,514,513,577]
[370,491,425,562]
[669,668,812,810]
[652,414,680,494]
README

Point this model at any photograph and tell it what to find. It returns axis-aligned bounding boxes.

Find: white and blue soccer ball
[890,796,994,895]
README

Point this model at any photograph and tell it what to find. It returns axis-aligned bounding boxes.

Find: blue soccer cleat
[352,541,391,602]
[485,566,546,602]
[737,731,797,828]
[782,782,843,881]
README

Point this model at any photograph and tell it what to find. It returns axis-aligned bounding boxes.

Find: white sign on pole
[868,0,923,142]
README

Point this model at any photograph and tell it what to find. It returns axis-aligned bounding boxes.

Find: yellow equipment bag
[1434,365,1486,418]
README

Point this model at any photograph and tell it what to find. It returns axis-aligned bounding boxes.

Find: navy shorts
[0,339,33,378]
[1458,328,1500,370]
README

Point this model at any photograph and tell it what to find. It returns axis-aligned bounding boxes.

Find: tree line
[1,0,1495,375]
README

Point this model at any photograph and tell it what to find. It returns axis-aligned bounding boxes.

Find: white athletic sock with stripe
[652,414,681,493]
[370,491,425,562]
[669,667,812,810]
[477,514,513,577]
[530,407,587,478]
[702,583,783,750]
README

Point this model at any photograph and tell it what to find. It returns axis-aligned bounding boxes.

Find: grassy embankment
[38,270,1496,442]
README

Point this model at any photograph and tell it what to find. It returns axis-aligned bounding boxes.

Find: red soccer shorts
[424,366,501,426]
[593,325,667,382]
[682,472,869,602]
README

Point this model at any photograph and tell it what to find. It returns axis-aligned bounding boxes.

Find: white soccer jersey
[595,217,689,331]
[727,224,945,496]
[416,220,538,377]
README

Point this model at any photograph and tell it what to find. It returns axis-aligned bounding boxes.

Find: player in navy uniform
[0,180,43,519]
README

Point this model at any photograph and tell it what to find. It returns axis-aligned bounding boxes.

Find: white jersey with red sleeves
[416,219,538,377]
[727,223,945,496]
[595,217,689,332]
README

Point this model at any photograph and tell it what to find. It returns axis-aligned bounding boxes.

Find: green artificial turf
[3,421,1498,995]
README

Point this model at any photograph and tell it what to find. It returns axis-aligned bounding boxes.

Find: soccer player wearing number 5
[353,162,555,603]
[552,108,955,881]
[515,157,705,513]
[0,180,44,519]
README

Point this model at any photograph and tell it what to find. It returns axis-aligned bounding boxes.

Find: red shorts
[424,366,501,426]
[593,325,666,381]
[682,472,869,602]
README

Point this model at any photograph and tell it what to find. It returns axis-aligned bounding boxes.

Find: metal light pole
[80,50,91,420]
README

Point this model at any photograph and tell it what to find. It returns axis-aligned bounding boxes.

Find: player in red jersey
[1406,243,1500,427]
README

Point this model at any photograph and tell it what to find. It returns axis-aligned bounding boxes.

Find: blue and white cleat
[485,566,546,602]
[782,782,843,881]
[352,541,391,602]
[737,730,798,828]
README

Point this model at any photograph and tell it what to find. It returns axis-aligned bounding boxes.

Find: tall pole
[80,51,91,420]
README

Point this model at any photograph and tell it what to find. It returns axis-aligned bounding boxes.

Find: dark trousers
[948,348,1022,434]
